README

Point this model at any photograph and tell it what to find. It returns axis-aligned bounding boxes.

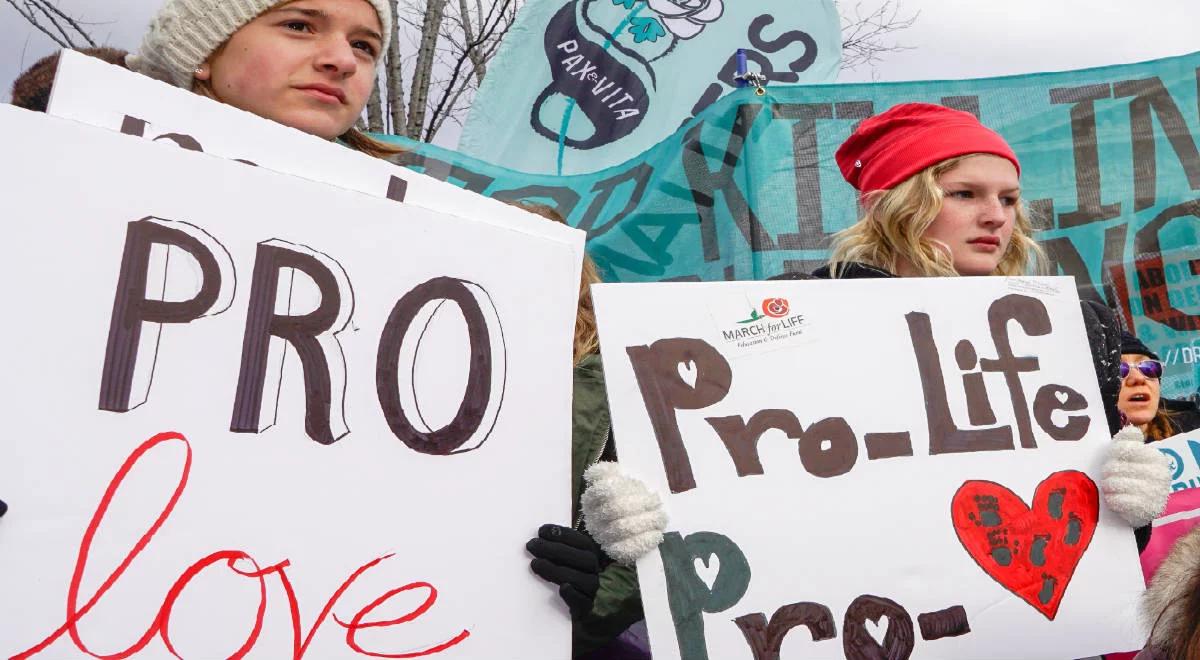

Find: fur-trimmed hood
[1142,524,1200,654]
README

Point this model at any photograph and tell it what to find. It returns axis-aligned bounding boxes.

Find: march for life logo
[457,0,840,174]
[719,296,806,350]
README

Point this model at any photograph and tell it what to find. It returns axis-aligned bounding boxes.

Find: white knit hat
[127,0,393,88]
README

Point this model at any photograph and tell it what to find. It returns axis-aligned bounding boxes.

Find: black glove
[1080,299,1122,437]
[526,523,606,618]
[0,498,7,518]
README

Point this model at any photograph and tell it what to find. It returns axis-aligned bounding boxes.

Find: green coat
[571,354,644,657]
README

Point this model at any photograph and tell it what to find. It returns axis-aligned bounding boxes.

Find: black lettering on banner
[770,103,834,250]
[835,101,874,127]
[842,595,914,660]
[940,95,980,119]
[1133,198,1200,331]
[735,602,837,660]
[660,530,751,660]
[626,338,732,493]
[690,15,819,118]
[376,277,507,455]
[530,3,650,149]
[1049,83,1122,228]
[576,163,654,238]
[99,218,236,412]
[387,151,495,193]
[1112,76,1200,210]
[490,184,583,221]
[746,15,820,77]
[683,105,775,263]
[1042,224,1127,306]
[589,210,699,280]
[230,241,354,445]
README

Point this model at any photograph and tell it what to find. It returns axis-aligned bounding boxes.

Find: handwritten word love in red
[15,431,469,659]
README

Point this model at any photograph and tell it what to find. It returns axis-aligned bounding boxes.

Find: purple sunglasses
[1119,359,1163,379]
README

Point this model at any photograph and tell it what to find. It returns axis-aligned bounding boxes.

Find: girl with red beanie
[822,101,1043,279]
[577,104,1174,656]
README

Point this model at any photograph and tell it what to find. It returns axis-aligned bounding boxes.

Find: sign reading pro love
[592,277,1145,659]
[0,105,578,658]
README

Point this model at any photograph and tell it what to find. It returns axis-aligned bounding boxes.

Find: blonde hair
[508,202,602,365]
[828,155,1046,277]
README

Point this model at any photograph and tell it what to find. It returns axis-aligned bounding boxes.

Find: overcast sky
[3,0,1198,147]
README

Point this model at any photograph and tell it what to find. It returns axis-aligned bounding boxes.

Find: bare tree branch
[457,0,487,84]
[4,0,97,49]
[838,0,917,72]
[387,24,408,136]
[367,75,385,132]
[422,0,514,141]
[406,0,450,137]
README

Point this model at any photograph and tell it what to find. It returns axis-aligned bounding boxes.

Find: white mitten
[580,462,668,566]
[1101,425,1171,528]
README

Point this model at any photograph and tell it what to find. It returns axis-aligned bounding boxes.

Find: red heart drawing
[950,470,1099,620]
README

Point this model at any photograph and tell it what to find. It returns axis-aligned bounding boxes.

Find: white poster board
[592,277,1146,660]
[0,104,577,658]
[45,50,581,257]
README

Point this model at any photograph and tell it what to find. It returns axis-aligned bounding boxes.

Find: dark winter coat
[571,354,645,658]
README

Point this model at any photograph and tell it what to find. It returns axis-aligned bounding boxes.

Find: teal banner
[380,50,1200,398]
[457,0,840,174]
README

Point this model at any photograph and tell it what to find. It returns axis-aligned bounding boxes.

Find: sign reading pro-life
[592,277,1145,659]
[0,105,577,658]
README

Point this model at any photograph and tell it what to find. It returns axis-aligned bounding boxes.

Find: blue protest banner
[381,50,1200,398]
[457,0,841,174]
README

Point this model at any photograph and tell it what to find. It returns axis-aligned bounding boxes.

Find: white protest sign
[592,277,1145,660]
[0,104,578,658]
[1156,429,1200,492]
[46,49,581,254]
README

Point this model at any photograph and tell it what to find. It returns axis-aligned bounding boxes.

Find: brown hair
[1144,405,1179,442]
[12,47,130,113]
[828,154,1046,278]
[507,202,601,365]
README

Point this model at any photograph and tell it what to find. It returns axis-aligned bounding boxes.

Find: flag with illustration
[457,0,841,174]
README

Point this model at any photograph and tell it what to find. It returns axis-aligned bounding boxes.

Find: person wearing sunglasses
[1118,333,1200,443]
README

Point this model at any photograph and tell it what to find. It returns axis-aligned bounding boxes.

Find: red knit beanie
[835,102,1020,194]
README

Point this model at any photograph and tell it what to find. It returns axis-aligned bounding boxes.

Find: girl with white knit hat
[127,0,402,156]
